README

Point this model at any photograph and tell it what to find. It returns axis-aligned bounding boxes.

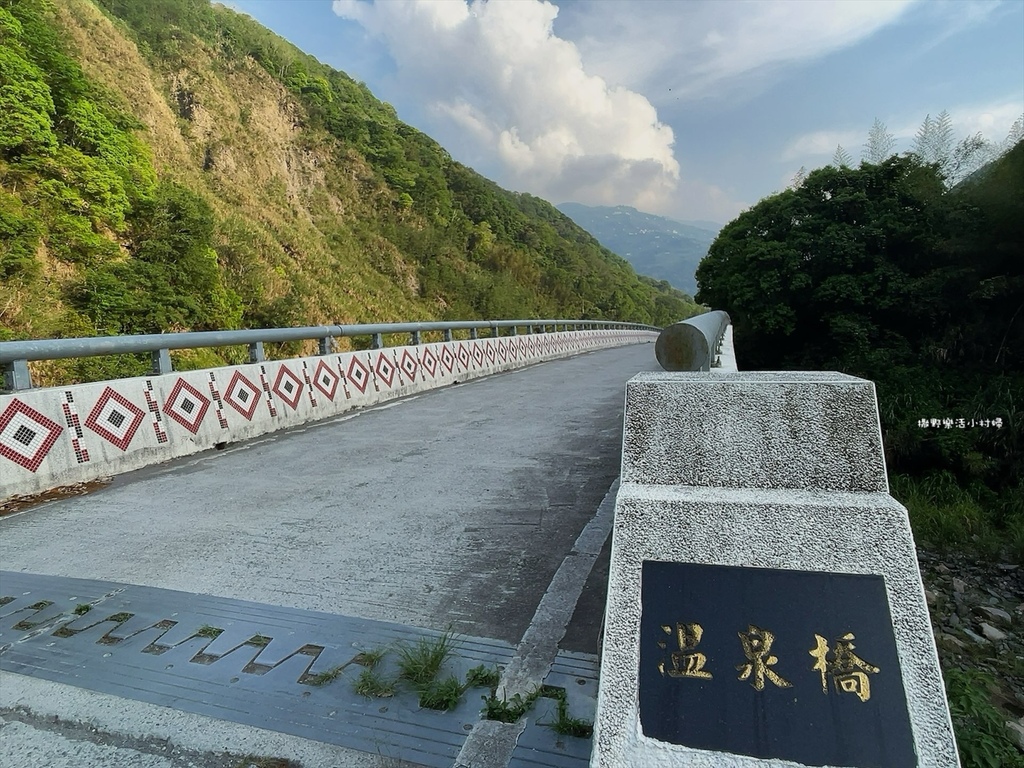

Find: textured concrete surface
[622,371,888,492]
[593,373,959,768]
[1,343,659,767]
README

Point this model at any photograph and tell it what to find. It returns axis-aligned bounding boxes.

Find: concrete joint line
[453,480,619,768]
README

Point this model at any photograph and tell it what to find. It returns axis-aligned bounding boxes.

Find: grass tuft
[354,668,396,698]
[196,624,224,639]
[482,688,540,723]
[465,664,501,689]
[419,675,465,711]
[354,648,386,668]
[396,630,458,688]
[305,666,345,687]
[73,604,91,616]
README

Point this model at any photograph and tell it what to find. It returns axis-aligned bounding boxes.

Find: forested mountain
[557,203,718,295]
[0,0,697,383]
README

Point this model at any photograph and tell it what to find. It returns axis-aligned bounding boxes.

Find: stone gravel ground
[918,547,1024,761]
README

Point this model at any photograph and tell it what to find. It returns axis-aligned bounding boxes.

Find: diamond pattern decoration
[312,359,340,401]
[347,355,371,394]
[0,400,63,472]
[223,371,262,421]
[84,387,145,451]
[421,347,438,378]
[375,352,396,388]
[399,349,418,381]
[472,343,485,367]
[457,344,471,371]
[485,341,496,364]
[272,366,305,411]
[163,379,211,434]
[440,344,456,373]
[497,339,508,362]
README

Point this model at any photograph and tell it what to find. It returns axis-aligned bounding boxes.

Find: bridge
[0,315,956,768]
[0,318,721,767]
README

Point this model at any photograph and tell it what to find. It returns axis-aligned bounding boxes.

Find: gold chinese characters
[656,623,880,701]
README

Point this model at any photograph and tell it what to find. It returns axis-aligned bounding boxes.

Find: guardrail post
[249,342,265,363]
[410,330,421,346]
[443,329,453,342]
[470,328,478,340]
[371,333,383,350]
[318,337,335,355]
[510,326,517,336]
[2,359,32,392]
[151,348,172,375]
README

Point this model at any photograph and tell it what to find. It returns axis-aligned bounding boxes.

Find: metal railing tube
[2,318,663,391]
[655,310,731,372]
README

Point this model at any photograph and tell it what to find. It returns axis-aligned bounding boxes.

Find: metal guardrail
[0,319,659,392]
[654,310,731,372]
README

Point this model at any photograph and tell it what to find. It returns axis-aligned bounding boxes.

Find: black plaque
[639,561,917,767]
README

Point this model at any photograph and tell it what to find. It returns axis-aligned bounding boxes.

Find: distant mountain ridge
[556,203,720,296]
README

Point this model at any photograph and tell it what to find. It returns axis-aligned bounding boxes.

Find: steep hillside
[557,203,719,296]
[0,0,697,383]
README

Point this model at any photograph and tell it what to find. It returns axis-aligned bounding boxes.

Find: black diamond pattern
[107,410,126,428]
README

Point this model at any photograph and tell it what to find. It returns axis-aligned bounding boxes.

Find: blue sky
[224,0,1024,225]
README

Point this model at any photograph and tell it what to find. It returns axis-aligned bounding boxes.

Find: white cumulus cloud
[332,0,681,212]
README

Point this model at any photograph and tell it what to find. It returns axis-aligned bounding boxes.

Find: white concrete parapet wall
[593,371,959,768]
[0,330,656,501]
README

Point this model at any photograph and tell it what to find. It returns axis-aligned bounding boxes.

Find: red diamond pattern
[440,345,456,373]
[223,370,261,421]
[347,356,371,394]
[457,344,471,370]
[375,353,396,388]
[472,343,484,367]
[272,366,305,411]
[421,347,438,378]
[85,387,145,451]
[312,359,340,401]
[163,379,211,434]
[399,349,419,381]
[0,400,63,472]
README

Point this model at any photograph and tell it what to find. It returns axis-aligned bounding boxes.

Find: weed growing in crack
[247,634,271,647]
[465,664,501,689]
[305,666,345,687]
[354,668,396,698]
[397,630,458,688]
[354,648,386,668]
[73,604,91,616]
[108,612,133,623]
[419,675,466,711]
[539,690,594,738]
[482,688,540,723]
[196,624,223,639]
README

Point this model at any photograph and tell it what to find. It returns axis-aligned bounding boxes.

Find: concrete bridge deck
[1,344,658,768]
